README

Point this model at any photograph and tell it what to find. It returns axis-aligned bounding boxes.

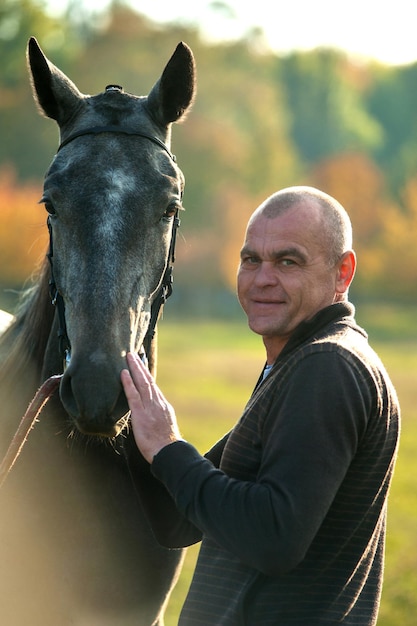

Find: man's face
[237,202,342,360]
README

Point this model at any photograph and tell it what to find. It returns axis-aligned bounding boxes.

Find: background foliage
[1,0,417,309]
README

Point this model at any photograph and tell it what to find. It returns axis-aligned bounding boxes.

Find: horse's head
[27,37,195,437]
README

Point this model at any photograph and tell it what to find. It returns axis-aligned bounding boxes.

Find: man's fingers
[125,352,152,389]
[121,368,144,407]
[121,353,181,462]
[123,352,162,407]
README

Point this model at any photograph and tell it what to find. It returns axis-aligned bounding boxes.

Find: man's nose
[254,261,278,287]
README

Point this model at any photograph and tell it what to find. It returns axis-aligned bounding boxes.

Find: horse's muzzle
[59,363,130,437]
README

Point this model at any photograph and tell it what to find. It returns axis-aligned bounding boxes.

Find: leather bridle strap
[57,125,176,162]
[47,217,71,366]
[142,210,180,357]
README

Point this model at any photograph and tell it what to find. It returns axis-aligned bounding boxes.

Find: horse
[0,37,195,626]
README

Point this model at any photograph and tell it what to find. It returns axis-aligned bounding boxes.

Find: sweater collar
[256,302,365,389]
[276,301,365,361]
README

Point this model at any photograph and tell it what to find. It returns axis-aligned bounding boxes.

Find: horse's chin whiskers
[61,413,130,452]
[65,428,117,452]
[108,437,121,454]
[117,413,130,434]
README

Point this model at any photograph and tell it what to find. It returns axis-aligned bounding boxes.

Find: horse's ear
[147,42,196,126]
[27,37,83,125]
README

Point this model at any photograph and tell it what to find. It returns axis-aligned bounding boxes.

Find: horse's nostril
[59,371,79,419]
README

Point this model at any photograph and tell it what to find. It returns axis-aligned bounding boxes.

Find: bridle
[57,124,176,161]
[47,122,181,369]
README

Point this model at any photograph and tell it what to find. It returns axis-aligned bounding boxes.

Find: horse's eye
[162,202,180,222]
[40,197,56,215]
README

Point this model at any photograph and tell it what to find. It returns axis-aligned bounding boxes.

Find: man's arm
[122,351,370,575]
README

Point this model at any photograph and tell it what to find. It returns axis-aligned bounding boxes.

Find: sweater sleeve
[152,351,373,575]
[123,430,230,548]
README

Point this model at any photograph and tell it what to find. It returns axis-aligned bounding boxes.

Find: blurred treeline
[1,0,417,314]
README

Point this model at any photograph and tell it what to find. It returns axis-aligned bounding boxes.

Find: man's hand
[121,352,182,463]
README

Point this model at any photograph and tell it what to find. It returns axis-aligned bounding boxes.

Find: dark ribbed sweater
[131,302,400,625]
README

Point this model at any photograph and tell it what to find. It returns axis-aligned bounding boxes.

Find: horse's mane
[0,258,55,381]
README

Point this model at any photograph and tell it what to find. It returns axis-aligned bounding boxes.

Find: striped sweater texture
[151,302,400,625]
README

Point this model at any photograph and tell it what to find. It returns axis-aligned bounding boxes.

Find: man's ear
[335,250,356,295]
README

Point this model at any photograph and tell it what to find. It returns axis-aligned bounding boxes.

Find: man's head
[237,186,356,361]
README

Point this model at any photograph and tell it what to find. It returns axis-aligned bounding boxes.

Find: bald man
[122,186,400,626]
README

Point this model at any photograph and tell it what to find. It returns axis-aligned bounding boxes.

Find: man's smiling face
[237,201,346,361]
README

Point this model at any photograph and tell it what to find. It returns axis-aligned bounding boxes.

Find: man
[121,186,400,625]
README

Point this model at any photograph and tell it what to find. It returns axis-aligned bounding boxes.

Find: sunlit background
[46,0,417,66]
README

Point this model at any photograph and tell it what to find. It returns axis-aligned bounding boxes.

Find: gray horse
[0,37,195,625]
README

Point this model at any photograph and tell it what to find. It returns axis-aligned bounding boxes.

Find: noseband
[47,123,180,368]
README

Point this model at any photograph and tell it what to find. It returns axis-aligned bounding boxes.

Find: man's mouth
[253,298,285,306]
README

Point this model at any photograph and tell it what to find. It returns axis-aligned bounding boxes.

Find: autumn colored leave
[0,167,47,286]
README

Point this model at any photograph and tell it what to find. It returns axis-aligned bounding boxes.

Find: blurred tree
[279,49,383,165]
[379,174,417,299]
[0,0,92,179]
[65,2,208,98]
[310,152,391,297]
[0,0,60,88]
[216,183,264,290]
[366,63,417,195]
[0,165,46,286]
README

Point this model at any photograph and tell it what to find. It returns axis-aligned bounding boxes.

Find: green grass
[371,344,417,625]
[155,308,417,626]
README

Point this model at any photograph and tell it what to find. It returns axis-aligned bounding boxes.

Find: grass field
[154,306,417,626]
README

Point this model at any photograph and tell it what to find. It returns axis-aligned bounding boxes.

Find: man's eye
[242,256,258,265]
[281,259,296,266]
